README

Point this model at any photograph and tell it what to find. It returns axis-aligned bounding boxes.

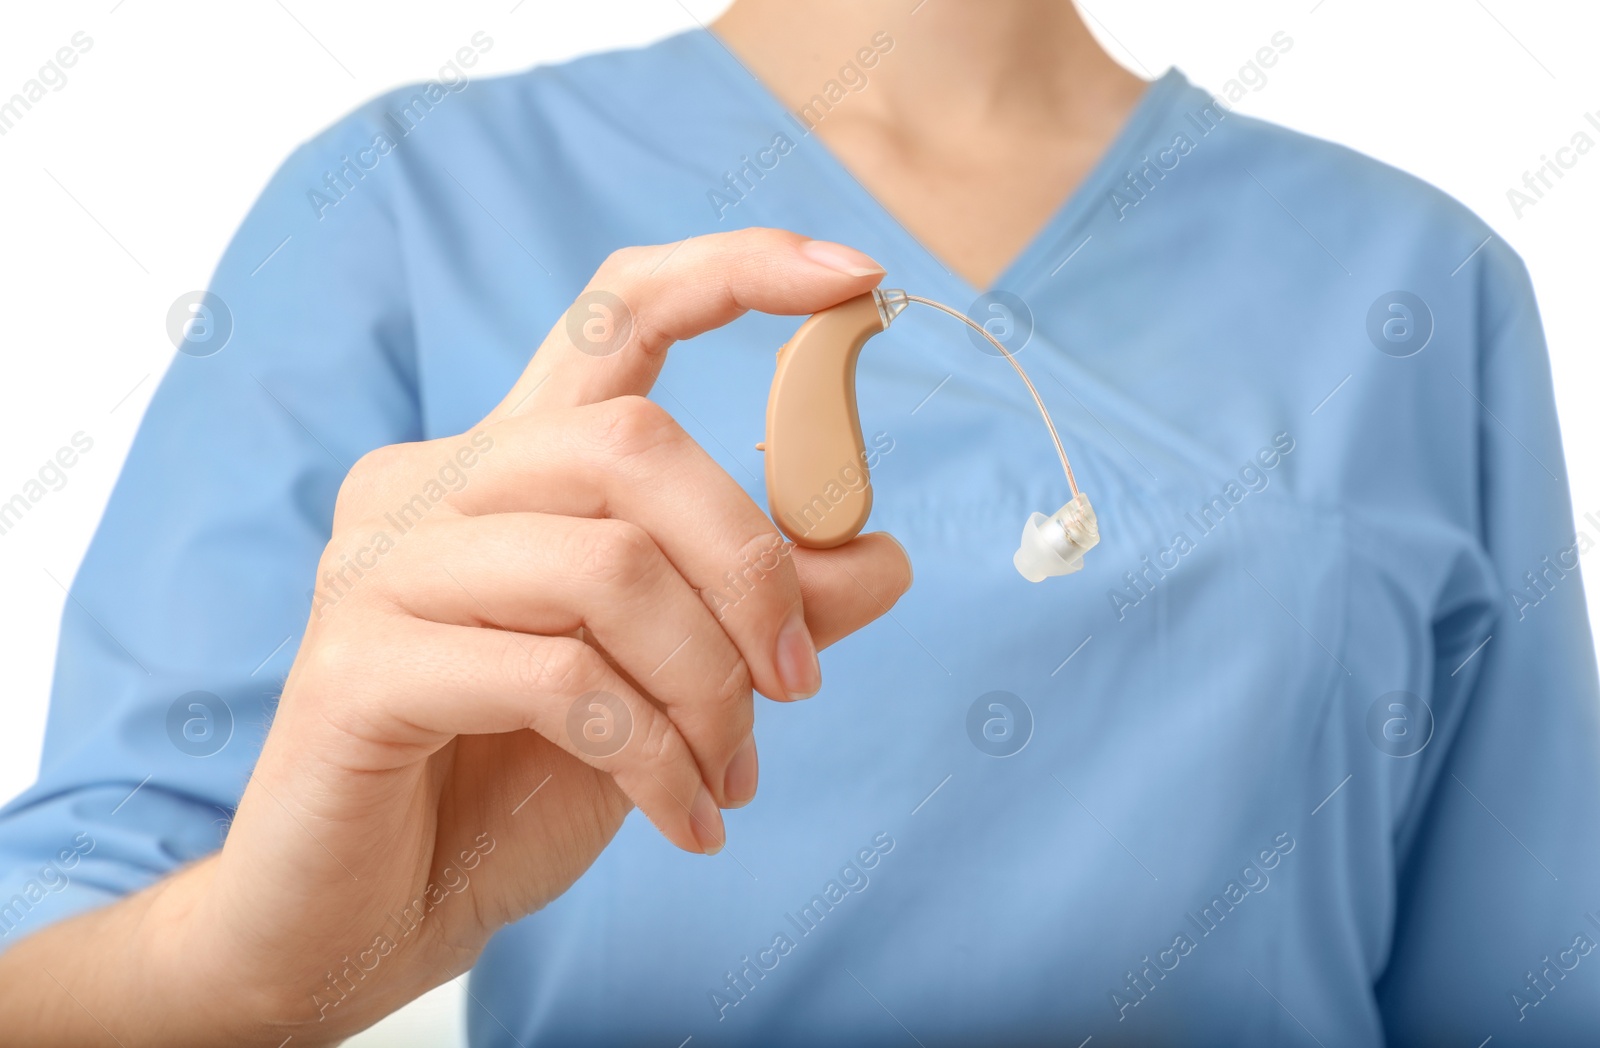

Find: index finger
[483,228,884,422]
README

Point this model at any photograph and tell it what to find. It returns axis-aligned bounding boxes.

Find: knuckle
[629,709,681,771]
[721,531,794,615]
[735,530,791,584]
[523,637,603,701]
[335,443,410,523]
[570,518,658,592]
[708,657,755,735]
[591,395,679,462]
[312,526,403,609]
[347,442,409,488]
[628,310,674,358]
[596,245,651,282]
[732,225,785,253]
[712,654,754,708]
[293,636,345,689]
[727,227,792,276]
[289,632,367,707]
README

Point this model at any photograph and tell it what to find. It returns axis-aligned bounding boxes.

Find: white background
[1,1,1596,1042]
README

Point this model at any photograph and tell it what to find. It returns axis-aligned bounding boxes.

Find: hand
[171,229,913,1041]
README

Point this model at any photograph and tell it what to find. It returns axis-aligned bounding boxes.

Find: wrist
[148,852,450,1045]
[142,858,337,1046]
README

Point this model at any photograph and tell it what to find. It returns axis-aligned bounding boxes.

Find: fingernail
[724,734,759,808]
[800,239,885,278]
[691,785,725,856]
[776,610,821,700]
[872,530,913,588]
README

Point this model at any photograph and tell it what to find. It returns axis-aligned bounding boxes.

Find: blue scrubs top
[3,28,1598,1047]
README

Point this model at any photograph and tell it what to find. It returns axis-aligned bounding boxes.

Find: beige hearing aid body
[763,292,890,549]
[761,287,1100,580]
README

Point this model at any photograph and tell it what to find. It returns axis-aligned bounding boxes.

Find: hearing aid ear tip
[1013,493,1100,583]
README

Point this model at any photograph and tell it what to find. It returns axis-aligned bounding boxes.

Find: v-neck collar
[687,27,1191,297]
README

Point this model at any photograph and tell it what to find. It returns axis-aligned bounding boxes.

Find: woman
[2,1,1596,1044]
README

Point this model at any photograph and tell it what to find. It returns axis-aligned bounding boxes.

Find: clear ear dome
[1014,492,1099,582]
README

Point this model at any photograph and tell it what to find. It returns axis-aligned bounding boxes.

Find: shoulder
[224,30,705,254]
[292,29,707,172]
[1159,71,1531,314]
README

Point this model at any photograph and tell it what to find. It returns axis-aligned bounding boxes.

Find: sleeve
[1375,243,1600,1042]
[0,109,419,950]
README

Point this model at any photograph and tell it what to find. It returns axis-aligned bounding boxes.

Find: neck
[712,0,1144,140]
[710,0,1150,288]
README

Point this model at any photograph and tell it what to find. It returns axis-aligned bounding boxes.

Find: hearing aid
[761,287,1100,581]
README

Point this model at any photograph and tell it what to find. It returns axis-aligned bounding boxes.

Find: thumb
[790,532,913,650]
[482,229,884,424]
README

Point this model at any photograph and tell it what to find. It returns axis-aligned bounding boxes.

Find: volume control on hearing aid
[761,288,1100,582]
